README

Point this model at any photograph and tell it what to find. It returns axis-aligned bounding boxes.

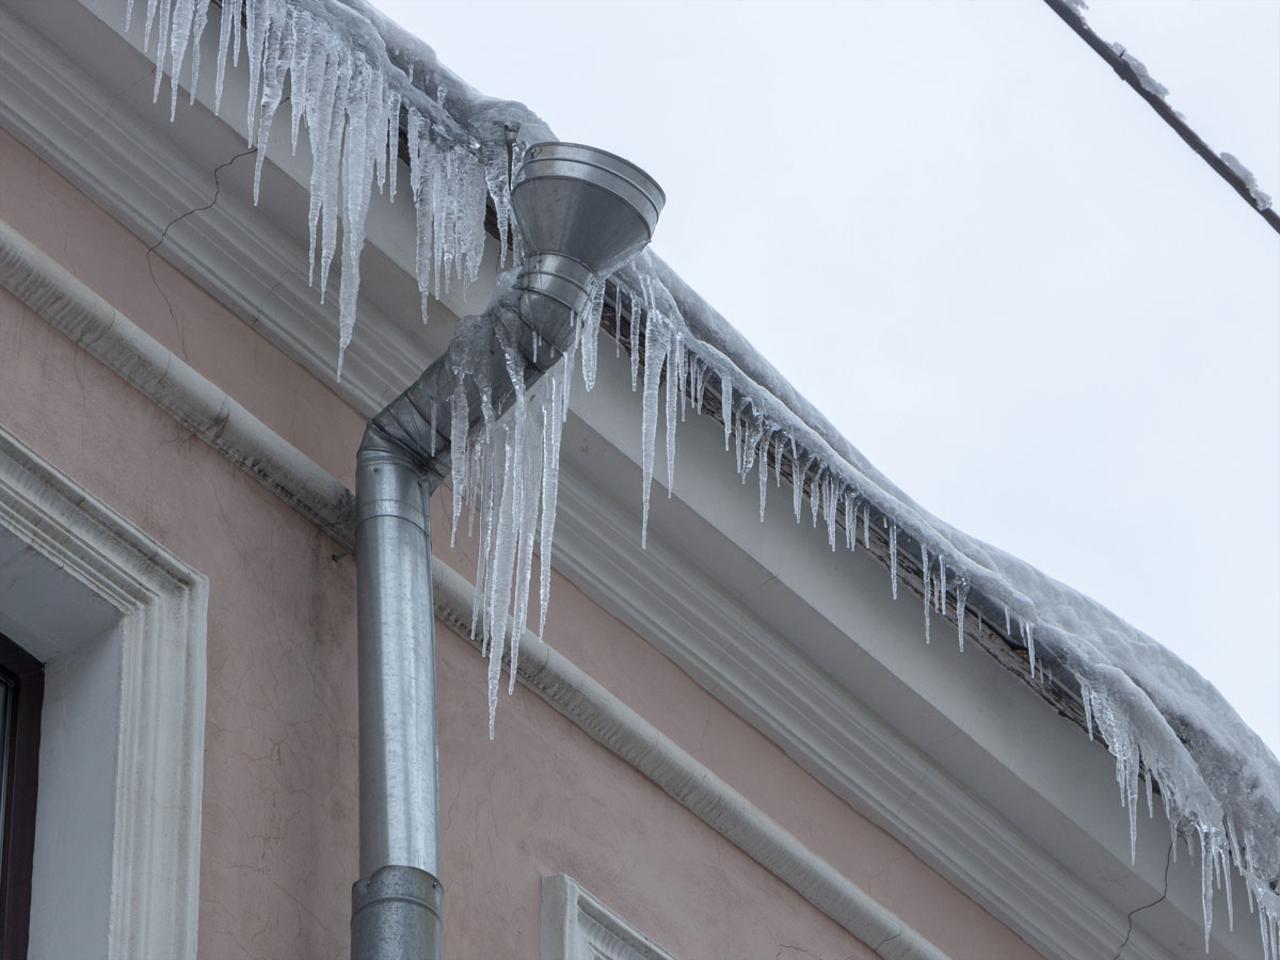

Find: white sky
[370,0,1280,756]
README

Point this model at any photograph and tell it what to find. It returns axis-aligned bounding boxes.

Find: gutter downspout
[350,142,664,960]
[351,428,443,960]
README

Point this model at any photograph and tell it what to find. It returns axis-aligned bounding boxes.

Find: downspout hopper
[351,142,663,960]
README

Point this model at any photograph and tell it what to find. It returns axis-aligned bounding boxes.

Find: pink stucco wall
[0,128,1041,960]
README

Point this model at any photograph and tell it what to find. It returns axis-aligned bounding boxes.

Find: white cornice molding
[0,427,208,960]
[0,218,355,545]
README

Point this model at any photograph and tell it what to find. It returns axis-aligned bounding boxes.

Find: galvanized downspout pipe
[351,142,664,960]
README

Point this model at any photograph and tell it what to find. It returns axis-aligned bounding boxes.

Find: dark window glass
[0,633,41,960]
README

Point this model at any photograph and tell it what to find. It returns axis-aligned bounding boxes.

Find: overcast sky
[370,0,1280,756]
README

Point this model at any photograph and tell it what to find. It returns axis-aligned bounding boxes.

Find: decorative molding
[0,217,355,548]
[0,427,208,960]
[540,875,677,960]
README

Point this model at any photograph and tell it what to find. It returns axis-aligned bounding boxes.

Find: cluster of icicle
[614,250,1280,958]
[440,289,565,740]
[133,0,1278,954]
[127,0,520,372]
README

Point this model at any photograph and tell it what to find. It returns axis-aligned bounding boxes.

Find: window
[540,875,676,960]
[0,632,42,960]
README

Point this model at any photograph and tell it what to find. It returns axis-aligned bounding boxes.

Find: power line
[1042,0,1280,235]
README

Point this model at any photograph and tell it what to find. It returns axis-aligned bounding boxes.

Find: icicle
[581,278,606,392]
[506,397,543,696]
[956,579,969,651]
[150,0,172,107]
[1004,606,1011,636]
[287,12,314,153]
[251,5,291,204]
[889,523,899,599]
[187,0,211,107]
[167,0,198,120]
[720,371,734,452]
[639,317,669,547]
[737,412,747,478]
[862,503,870,549]
[1026,622,1037,676]
[230,0,242,69]
[485,436,516,740]
[483,143,512,269]
[677,339,689,423]
[629,291,641,390]
[336,61,378,372]
[613,287,624,358]
[758,432,769,522]
[141,0,159,49]
[538,377,563,636]
[793,459,809,524]
[823,475,837,549]
[921,544,931,644]
[939,563,947,612]
[449,373,470,546]
[1201,829,1215,950]
[316,56,351,301]
[664,332,680,495]
[472,437,496,647]
[385,91,400,200]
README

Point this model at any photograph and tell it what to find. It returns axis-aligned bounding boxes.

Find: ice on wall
[133,0,1279,954]
[434,277,605,737]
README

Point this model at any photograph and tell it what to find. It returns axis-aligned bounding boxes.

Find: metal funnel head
[511,143,664,344]
[512,142,665,276]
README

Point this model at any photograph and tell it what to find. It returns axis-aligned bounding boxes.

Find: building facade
[0,2,1265,959]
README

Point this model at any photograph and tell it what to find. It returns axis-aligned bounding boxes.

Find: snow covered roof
[135,0,1279,955]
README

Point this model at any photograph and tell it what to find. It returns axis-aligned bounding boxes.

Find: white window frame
[541,875,677,960]
[0,427,207,959]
